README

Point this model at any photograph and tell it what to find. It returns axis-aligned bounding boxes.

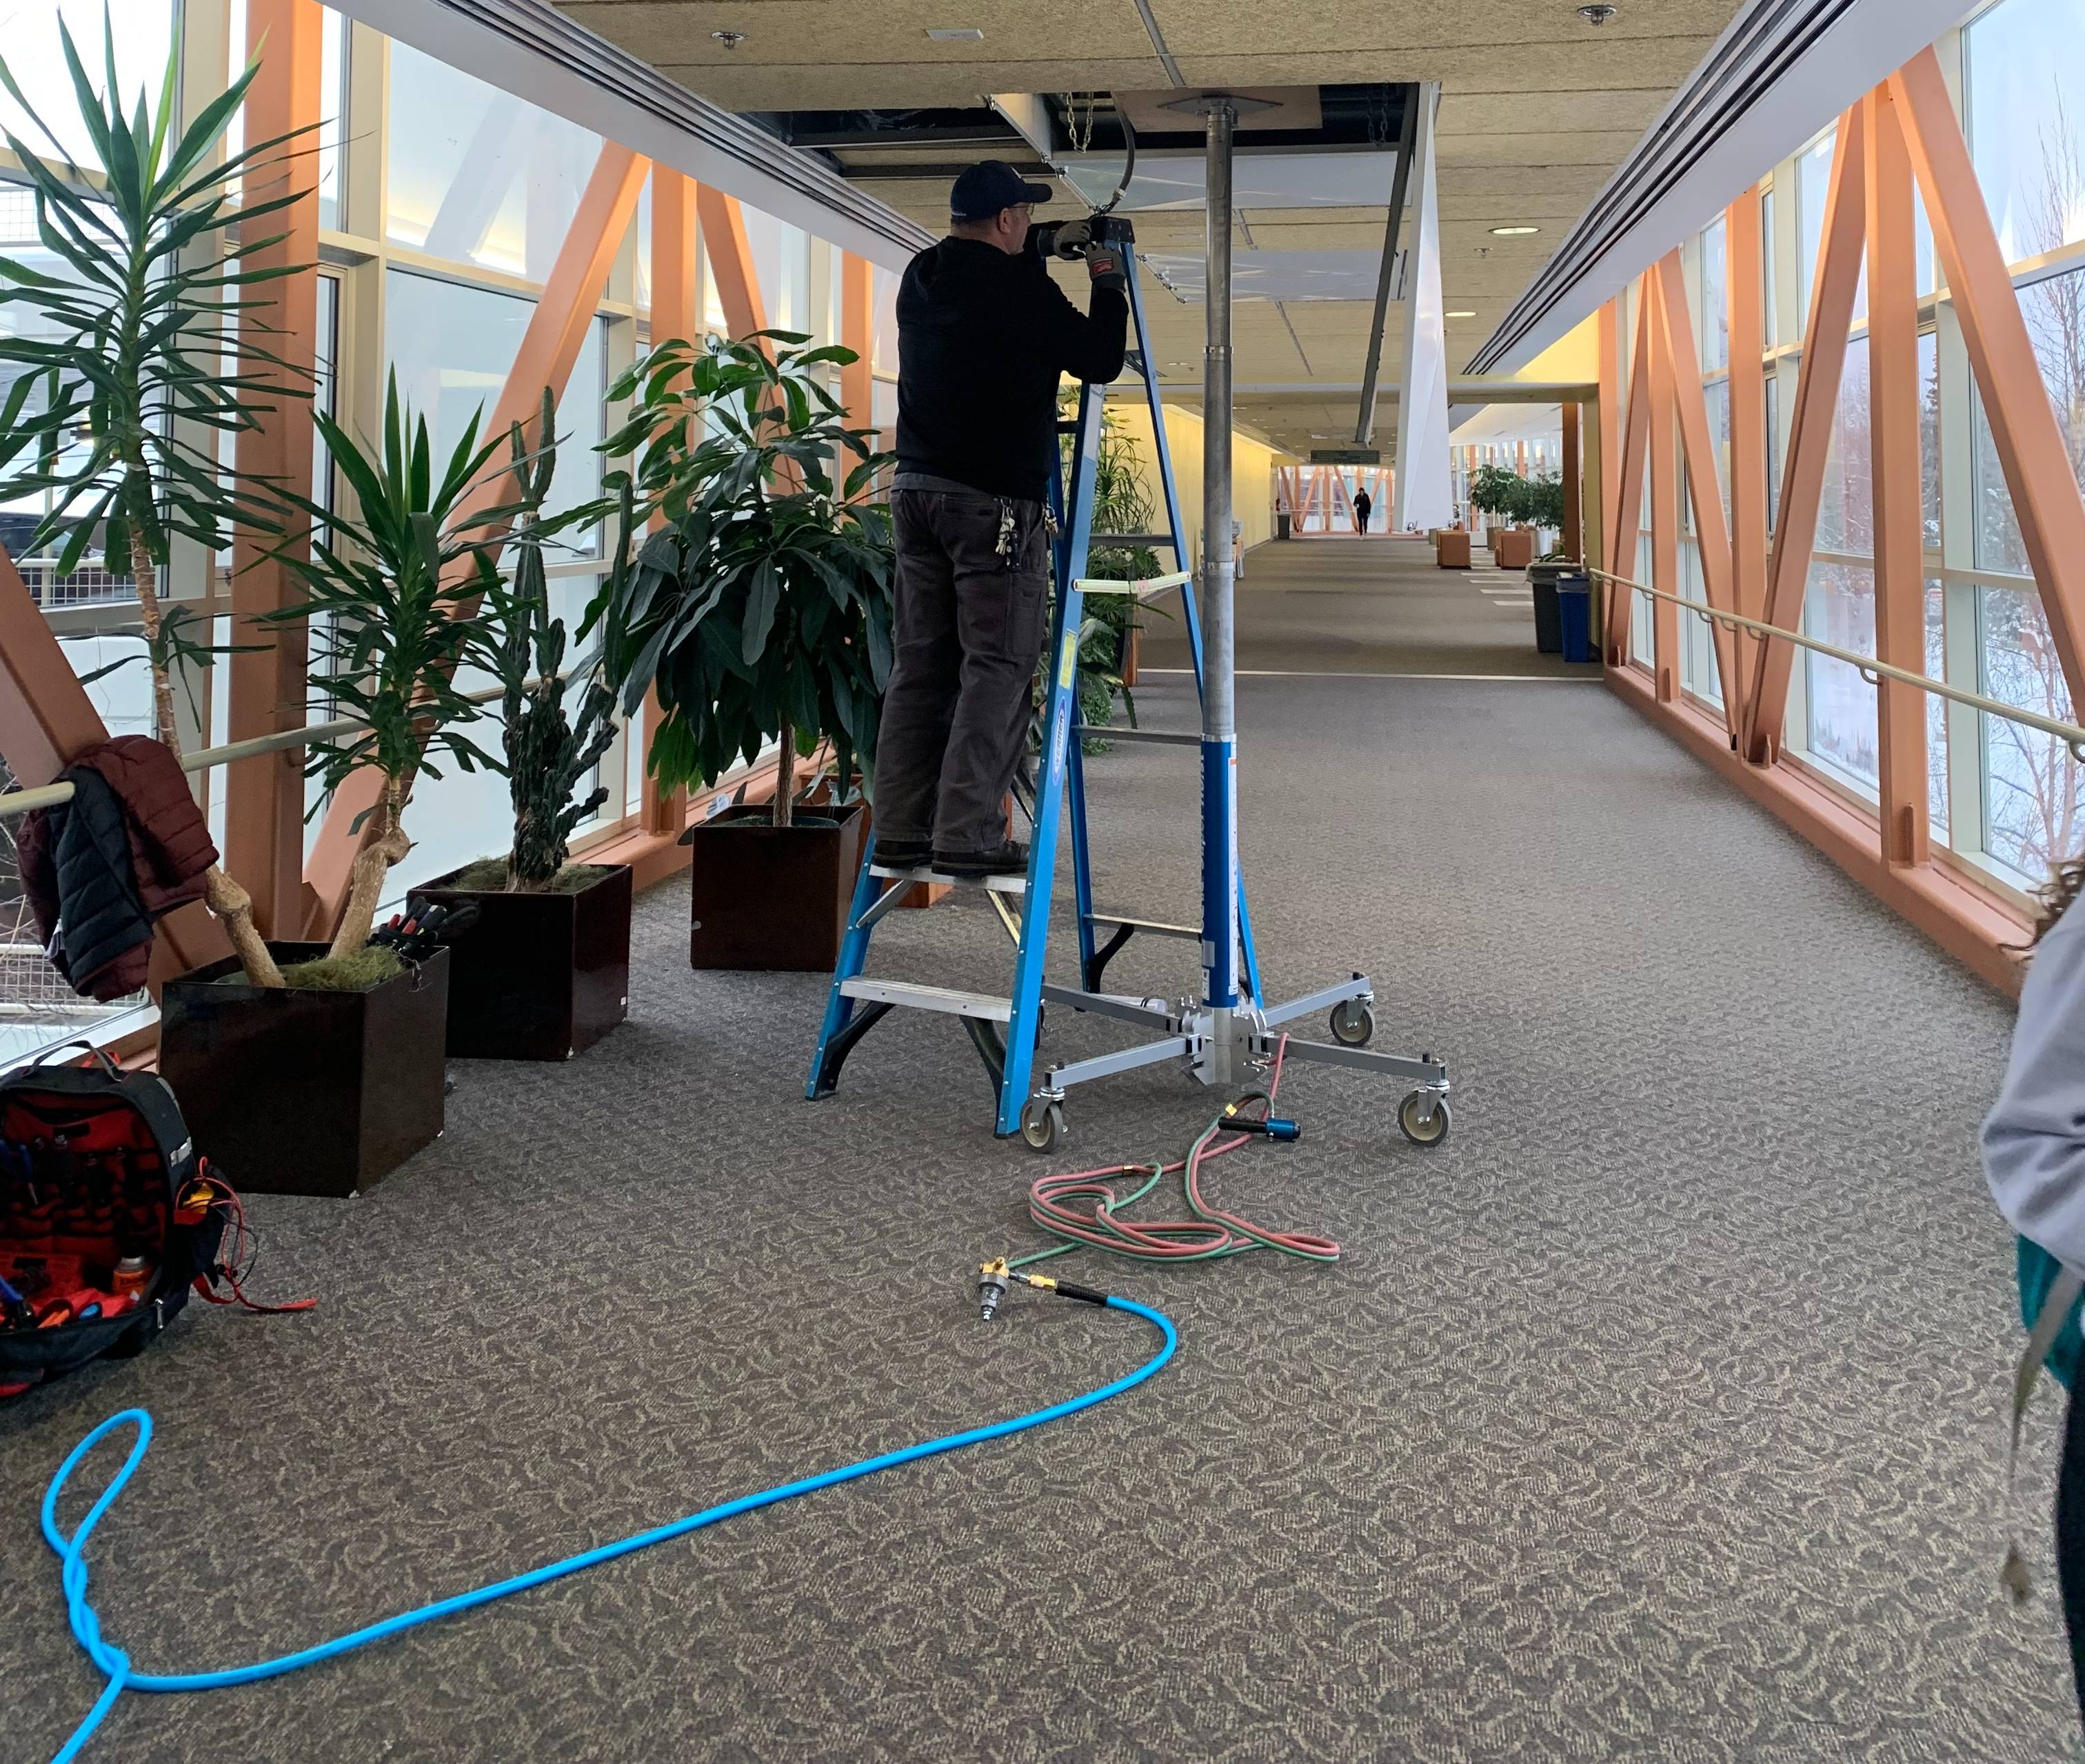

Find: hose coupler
[977,1258,1011,1323]
[1220,1102,1300,1141]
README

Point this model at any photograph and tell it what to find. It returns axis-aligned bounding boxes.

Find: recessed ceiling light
[926,26,983,39]
[1445,310,1477,319]
[1489,225,1540,237]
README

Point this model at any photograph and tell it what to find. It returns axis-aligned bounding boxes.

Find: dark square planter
[685,800,866,972]
[417,863,633,1061]
[159,942,448,1199]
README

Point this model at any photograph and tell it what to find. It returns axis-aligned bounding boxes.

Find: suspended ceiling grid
[556,0,1748,458]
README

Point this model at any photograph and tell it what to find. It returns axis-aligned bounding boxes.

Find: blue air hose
[37,1294,1177,1763]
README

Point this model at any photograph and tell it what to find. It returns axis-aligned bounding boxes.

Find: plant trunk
[331,776,412,961]
[124,480,285,988]
[773,719,794,828]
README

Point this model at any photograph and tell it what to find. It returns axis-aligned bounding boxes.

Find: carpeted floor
[3,547,2069,1762]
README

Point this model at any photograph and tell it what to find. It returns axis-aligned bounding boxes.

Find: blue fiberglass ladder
[807,240,1452,1152]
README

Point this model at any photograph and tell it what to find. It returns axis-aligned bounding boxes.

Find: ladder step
[840,977,1012,1023]
[1088,913,1200,939]
[870,863,1027,894]
[1073,725,1200,746]
[1090,534,1180,548]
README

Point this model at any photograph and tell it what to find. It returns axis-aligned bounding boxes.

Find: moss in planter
[443,859,615,893]
[214,945,405,990]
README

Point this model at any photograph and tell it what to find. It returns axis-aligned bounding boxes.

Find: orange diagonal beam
[1866,83,1931,867]
[1604,281,1653,663]
[1725,183,1769,695]
[1653,248,1741,736]
[1894,48,2085,714]
[1744,101,1866,765]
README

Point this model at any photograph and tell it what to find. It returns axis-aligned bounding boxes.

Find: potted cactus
[158,377,515,1195]
[592,330,893,972]
[416,394,638,1061]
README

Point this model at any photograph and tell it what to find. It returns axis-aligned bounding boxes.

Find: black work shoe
[873,837,932,870]
[934,840,1029,879]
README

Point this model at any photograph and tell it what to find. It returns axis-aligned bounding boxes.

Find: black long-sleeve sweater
[894,236,1128,501]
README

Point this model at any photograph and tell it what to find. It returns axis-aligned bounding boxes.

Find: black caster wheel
[1329,999,1375,1046]
[1397,1090,1450,1147]
[1020,1097,1065,1152]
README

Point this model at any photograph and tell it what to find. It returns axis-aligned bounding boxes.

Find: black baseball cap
[950,159,1052,223]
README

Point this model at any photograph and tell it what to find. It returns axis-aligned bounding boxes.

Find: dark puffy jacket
[17,736,218,1001]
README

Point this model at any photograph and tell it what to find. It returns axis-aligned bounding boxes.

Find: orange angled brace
[1646,281,1680,702]
[1604,285,1653,663]
[1725,183,1769,694]
[1744,101,1866,765]
[225,0,324,939]
[1653,249,1741,734]
[1894,48,2085,711]
[695,186,770,343]
[303,143,647,937]
[1866,83,1930,867]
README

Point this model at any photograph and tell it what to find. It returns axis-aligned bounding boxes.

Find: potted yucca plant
[416,392,639,1061]
[159,376,516,1196]
[0,14,316,989]
[592,330,893,972]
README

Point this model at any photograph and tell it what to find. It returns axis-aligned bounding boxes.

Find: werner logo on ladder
[808,142,1450,1152]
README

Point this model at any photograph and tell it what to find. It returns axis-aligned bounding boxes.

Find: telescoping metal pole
[1198,94,1240,1083]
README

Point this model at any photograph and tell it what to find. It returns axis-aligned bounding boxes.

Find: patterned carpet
[4,664,2068,1762]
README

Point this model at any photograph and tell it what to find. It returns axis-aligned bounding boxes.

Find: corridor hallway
[7,539,2062,1758]
[1140,532,1584,679]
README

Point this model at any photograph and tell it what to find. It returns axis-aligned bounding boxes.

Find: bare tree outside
[1980,94,2085,879]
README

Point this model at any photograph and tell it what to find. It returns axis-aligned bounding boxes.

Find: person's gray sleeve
[1984,904,2085,1265]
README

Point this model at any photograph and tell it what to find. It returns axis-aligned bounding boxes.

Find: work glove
[1031,217,1094,261]
[1086,245,1128,293]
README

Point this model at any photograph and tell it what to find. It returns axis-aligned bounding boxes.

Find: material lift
[807,94,1451,1152]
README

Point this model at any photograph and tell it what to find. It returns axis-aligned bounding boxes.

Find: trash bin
[1556,574,1594,663]
[1277,510,1292,540]
[1530,563,1564,655]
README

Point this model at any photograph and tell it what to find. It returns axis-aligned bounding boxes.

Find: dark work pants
[872,487,1050,857]
[2060,1383,2085,1730]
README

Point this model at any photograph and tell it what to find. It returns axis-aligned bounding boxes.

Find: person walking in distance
[1353,483,1372,534]
[869,162,1129,879]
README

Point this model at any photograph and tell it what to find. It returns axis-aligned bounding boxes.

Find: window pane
[1815,337,1873,558]
[1804,559,1878,788]
[1704,377,1731,526]
[1700,216,1729,370]
[1926,576,1951,841]
[1797,128,1866,328]
[1972,259,2085,574]
[385,41,601,281]
[1761,186,1777,349]
[1967,0,2085,268]
[1980,580,2085,879]
[1765,370,1781,532]
[1920,329,1941,552]
[0,0,172,173]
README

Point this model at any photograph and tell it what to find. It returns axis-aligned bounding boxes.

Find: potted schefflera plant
[593,330,893,972]
[415,394,639,1061]
[159,377,514,1197]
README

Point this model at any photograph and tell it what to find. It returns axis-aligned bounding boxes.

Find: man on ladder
[871,160,1131,879]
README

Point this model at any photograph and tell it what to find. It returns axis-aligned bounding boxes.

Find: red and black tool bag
[0,1043,223,1396]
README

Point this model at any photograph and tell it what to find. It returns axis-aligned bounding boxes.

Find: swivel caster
[1020,1096,1066,1152]
[1329,999,1375,1047]
[1397,1090,1450,1148]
